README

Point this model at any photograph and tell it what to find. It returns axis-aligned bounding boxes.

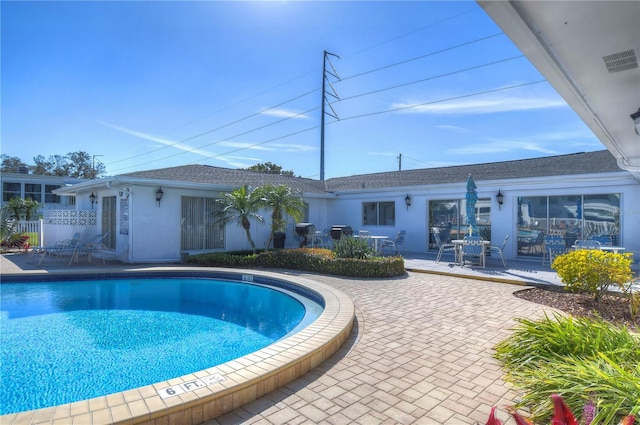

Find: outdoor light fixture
[89,192,96,209]
[496,190,504,210]
[405,194,412,210]
[631,108,640,135]
[155,187,164,207]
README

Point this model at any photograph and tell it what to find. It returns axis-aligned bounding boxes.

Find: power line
[105,88,320,167]
[109,106,321,173]
[336,55,525,103]
[345,6,482,58]
[330,80,548,123]
[339,33,505,82]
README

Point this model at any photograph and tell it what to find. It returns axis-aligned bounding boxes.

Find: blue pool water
[0,277,321,415]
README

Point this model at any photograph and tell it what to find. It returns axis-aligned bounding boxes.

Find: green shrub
[552,250,634,306]
[186,247,405,278]
[332,235,374,259]
[494,313,640,424]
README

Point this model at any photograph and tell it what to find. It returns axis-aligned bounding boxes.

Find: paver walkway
[200,270,553,425]
[1,253,558,424]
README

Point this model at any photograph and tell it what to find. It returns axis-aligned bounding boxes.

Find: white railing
[13,219,43,247]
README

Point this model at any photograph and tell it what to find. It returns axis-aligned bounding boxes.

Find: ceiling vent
[602,49,638,73]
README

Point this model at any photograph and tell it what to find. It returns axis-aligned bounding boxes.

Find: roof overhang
[478,1,640,181]
[53,176,336,199]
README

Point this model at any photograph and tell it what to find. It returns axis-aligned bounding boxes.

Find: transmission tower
[320,50,340,181]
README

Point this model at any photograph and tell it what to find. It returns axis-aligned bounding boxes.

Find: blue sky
[1,1,604,179]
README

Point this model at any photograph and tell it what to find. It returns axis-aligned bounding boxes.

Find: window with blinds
[181,196,224,250]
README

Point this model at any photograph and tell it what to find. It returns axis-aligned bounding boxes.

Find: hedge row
[186,248,406,278]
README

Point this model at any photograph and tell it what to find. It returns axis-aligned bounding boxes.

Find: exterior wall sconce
[155,187,164,207]
[89,192,97,209]
[405,194,412,210]
[496,190,504,210]
[631,108,640,135]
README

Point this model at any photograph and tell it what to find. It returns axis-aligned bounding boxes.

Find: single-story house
[51,150,639,263]
[1,171,85,211]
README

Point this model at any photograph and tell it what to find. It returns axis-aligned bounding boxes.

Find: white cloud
[435,124,470,133]
[368,151,398,157]
[260,108,310,119]
[448,140,559,156]
[100,122,219,158]
[218,141,316,152]
[392,93,567,115]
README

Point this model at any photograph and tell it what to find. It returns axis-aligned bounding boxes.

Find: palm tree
[23,198,40,221]
[1,208,20,247]
[255,184,305,250]
[6,197,24,221]
[215,185,263,253]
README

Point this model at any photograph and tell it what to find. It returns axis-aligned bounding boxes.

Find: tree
[31,151,106,178]
[23,198,40,221]
[4,197,40,221]
[0,155,28,173]
[215,185,263,253]
[255,184,305,250]
[5,197,24,221]
[245,162,294,177]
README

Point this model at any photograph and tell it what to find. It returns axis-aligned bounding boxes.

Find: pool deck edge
[1,268,356,425]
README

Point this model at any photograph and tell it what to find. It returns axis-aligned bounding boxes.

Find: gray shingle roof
[121,150,622,194]
[324,150,622,191]
[121,165,328,194]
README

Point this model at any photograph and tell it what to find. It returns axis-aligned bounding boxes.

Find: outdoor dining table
[355,235,389,252]
[452,239,491,266]
[600,246,626,254]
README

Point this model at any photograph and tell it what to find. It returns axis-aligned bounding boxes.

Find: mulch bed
[514,288,639,330]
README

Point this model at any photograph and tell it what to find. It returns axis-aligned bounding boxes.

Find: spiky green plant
[494,313,640,424]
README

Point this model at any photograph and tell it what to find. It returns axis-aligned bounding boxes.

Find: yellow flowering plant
[552,250,634,307]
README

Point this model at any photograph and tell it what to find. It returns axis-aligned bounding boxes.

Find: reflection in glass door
[429,199,491,249]
[101,196,116,249]
[516,194,620,257]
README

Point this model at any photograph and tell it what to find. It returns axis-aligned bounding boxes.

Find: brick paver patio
[203,270,553,425]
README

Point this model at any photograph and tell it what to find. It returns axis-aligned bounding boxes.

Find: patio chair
[320,228,333,249]
[489,234,510,267]
[432,227,456,263]
[589,235,612,246]
[574,239,602,250]
[31,232,81,265]
[91,244,129,264]
[460,235,485,268]
[542,234,566,266]
[379,230,406,256]
[69,233,110,266]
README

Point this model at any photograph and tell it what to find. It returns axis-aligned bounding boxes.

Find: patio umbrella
[465,174,478,235]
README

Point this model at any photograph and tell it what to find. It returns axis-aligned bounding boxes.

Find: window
[3,182,21,202]
[516,194,620,257]
[362,201,395,226]
[24,184,42,202]
[181,196,224,250]
[429,198,491,249]
[44,185,61,203]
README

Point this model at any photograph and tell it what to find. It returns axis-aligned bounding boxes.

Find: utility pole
[320,50,340,181]
[398,153,402,171]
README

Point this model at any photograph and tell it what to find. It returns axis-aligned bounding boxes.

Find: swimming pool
[0,276,323,415]
[0,269,355,424]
